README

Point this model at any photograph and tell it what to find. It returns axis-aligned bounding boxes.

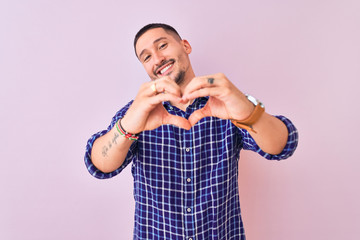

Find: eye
[143,55,151,62]
[159,43,168,50]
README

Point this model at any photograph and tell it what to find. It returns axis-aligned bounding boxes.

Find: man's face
[135,28,192,85]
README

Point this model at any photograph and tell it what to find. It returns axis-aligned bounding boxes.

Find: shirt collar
[163,96,209,110]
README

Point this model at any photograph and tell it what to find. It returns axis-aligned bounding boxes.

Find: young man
[85,23,298,240]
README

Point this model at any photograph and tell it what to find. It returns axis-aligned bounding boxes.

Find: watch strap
[231,104,265,133]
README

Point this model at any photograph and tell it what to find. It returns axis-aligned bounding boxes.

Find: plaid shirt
[85,97,298,240]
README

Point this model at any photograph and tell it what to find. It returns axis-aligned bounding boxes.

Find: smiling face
[135,28,193,86]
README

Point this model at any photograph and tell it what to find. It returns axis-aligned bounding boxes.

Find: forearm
[91,124,133,173]
[250,112,289,155]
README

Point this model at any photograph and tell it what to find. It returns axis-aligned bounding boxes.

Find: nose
[153,51,165,66]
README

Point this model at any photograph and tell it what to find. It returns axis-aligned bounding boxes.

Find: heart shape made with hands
[160,96,231,130]
[144,73,254,132]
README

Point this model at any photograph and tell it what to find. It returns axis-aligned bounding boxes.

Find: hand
[181,73,255,126]
[121,76,192,133]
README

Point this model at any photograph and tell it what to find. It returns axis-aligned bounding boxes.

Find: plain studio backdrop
[1,0,359,239]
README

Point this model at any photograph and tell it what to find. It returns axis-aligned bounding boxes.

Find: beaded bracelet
[116,119,139,141]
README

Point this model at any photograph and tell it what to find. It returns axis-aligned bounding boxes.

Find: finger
[149,92,183,105]
[154,78,182,96]
[163,114,192,130]
[183,86,223,102]
[188,108,211,126]
[183,75,218,96]
[139,81,157,97]
[140,78,179,98]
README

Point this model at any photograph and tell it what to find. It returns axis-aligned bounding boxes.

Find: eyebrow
[138,37,168,59]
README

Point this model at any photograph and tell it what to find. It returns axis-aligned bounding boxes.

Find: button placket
[183,131,195,239]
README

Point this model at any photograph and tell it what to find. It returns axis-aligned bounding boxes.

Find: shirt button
[185,148,190,152]
[186,178,191,183]
[189,238,193,240]
[187,208,192,212]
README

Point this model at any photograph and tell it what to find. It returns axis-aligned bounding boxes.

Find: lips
[155,59,175,77]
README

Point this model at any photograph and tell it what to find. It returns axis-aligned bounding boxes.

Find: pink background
[1,0,359,239]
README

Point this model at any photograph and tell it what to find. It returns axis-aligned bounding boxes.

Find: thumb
[163,114,192,130]
[188,108,210,126]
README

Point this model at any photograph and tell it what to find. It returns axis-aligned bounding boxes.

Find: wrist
[116,118,140,141]
[231,94,265,133]
[121,114,142,135]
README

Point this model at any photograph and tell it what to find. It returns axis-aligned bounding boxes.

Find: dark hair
[134,23,182,57]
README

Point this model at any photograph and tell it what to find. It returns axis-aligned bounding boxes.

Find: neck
[179,65,195,93]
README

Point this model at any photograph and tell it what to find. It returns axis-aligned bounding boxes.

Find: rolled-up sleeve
[240,115,299,160]
[84,100,137,179]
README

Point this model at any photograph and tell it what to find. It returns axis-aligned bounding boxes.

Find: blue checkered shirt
[85,97,298,240]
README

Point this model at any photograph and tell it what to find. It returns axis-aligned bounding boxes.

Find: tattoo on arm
[102,146,109,157]
[112,132,120,144]
[102,132,120,157]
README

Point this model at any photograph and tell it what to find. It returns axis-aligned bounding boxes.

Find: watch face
[246,94,258,105]
[246,94,265,108]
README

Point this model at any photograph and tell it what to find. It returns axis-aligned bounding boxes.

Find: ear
[181,40,192,54]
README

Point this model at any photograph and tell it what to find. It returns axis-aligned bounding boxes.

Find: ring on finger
[151,83,157,93]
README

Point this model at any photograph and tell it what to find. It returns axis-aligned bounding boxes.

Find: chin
[174,71,185,85]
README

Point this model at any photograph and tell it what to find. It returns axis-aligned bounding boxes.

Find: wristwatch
[246,94,264,109]
[231,94,265,133]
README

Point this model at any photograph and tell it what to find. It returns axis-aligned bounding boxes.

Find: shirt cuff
[240,115,299,160]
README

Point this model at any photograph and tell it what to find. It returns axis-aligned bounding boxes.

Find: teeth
[160,64,172,74]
